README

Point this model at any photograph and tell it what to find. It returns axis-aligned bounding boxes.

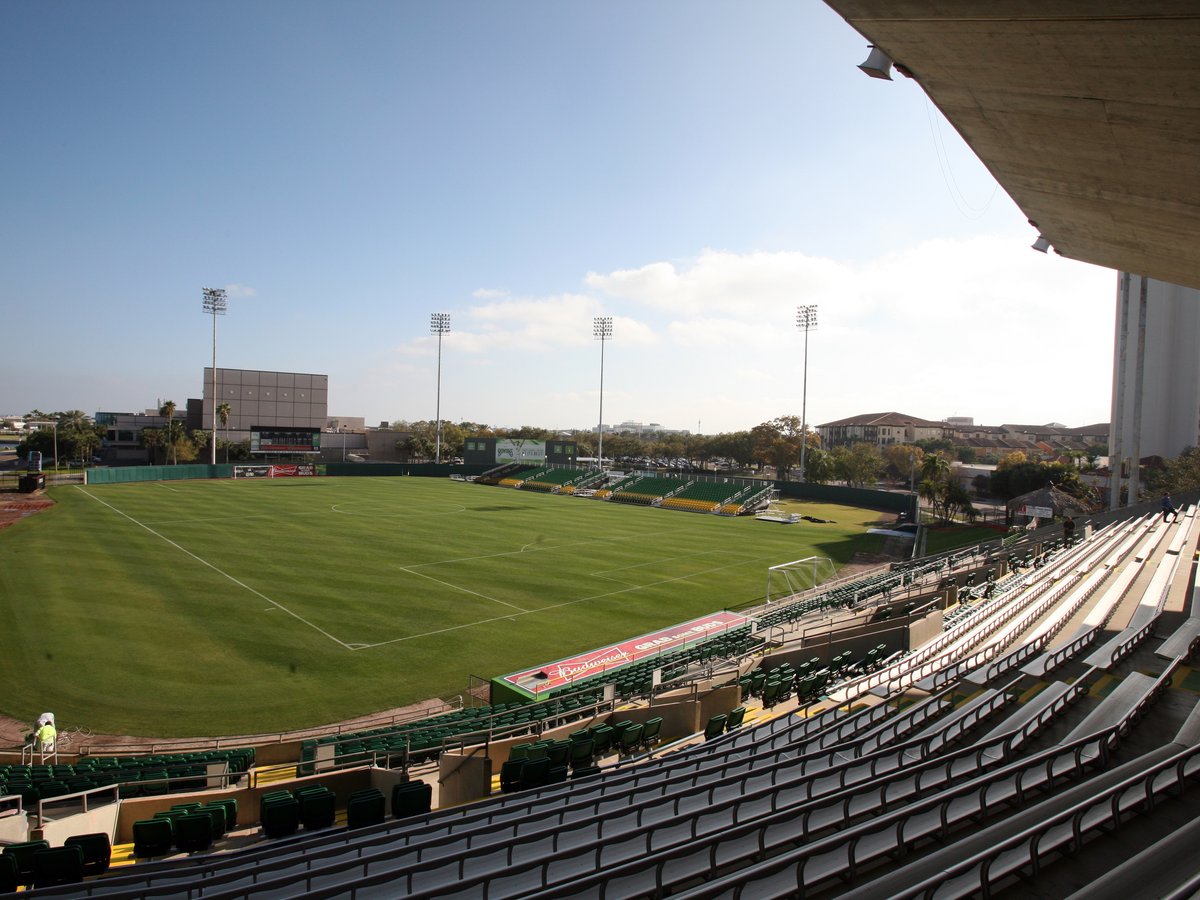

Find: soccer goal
[766,556,837,605]
[232,465,273,478]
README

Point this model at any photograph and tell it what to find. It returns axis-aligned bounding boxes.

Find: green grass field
[0,477,900,737]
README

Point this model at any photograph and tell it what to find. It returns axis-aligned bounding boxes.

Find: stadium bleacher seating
[11,502,1200,898]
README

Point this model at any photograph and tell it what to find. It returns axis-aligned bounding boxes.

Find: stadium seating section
[9,503,1200,897]
[478,462,774,517]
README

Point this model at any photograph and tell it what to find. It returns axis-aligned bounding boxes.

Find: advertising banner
[498,611,750,696]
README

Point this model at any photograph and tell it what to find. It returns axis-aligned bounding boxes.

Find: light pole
[594,317,612,469]
[430,313,450,464]
[796,304,818,482]
[202,288,228,465]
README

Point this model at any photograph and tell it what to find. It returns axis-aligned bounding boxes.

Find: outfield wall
[86,464,234,484]
[776,480,916,516]
[324,462,492,477]
[81,462,915,518]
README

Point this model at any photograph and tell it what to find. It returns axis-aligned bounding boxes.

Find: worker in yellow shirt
[36,719,56,753]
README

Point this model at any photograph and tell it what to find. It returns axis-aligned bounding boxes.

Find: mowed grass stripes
[0,477,885,736]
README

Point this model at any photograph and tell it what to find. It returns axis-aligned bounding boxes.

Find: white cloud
[223,284,257,298]
[471,287,509,299]
[378,235,1116,432]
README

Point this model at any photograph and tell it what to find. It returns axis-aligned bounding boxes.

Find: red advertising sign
[270,464,317,477]
[499,611,750,696]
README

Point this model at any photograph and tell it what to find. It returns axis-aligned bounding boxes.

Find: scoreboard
[250,427,321,455]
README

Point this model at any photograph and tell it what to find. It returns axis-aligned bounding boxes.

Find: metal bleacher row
[12,501,1200,897]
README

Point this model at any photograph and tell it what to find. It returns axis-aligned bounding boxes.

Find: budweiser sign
[500,611,750,695]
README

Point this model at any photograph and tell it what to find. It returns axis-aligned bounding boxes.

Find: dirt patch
[0,697,455,753]
[0,495,54,530]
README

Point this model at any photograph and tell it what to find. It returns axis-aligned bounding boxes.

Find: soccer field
[0,477,888,736]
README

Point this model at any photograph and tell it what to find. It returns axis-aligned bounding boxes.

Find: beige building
[817,412,947,449]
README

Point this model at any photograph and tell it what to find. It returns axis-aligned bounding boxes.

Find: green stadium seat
[763,679,783,709]
[568,737,595,768]
[591,726,614,756]
[499,759,525,793]
[298,788,336,831]
[260,795,300,838]
[174,813,214,853]
[0,853,18,895]
[392,780,433,818]
[546,740,571,767]
[703,714,727,740]
[32,845,84,889]
[346,788,386,829]
[3,840,50,886]
[640,717,664,749]
[618,723,643,756]
[64,832,111,876]
[199,803,229,837]
[518,757,551,791]
[210,797,237,829]
[133,819,173,857]
[725,707,747,730]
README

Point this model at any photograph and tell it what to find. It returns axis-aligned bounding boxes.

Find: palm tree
[217,402,232,463]
[57,410,89,431]
[141,427,164,465]
[160,401,177,464]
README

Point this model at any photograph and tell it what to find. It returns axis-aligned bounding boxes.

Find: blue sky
[2,1,1116,432]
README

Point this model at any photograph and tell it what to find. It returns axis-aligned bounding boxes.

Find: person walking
[36,718,56,758]
[1063,515,1076,545]
[1161,493,1179,523]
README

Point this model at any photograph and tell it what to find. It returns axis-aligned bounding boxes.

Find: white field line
[359,552,775,650]
[404,532,646,570]
[396,567,527,612]
[75,486,353,651]
[139,512,283,527]
[589,549,723,583]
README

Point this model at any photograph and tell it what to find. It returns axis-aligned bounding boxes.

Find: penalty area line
[75,486,354,651]
[396,566,527,612]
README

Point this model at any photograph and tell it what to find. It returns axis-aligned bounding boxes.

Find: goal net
[232,465,273,478]
[765,556,837,605]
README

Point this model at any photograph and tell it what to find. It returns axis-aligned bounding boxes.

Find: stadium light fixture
[796,304,818,483]
[857,45,894,80]
[431,312,451,464]
[594,316,613,469]
[202,288,228,466]
[1032,235,1051,253]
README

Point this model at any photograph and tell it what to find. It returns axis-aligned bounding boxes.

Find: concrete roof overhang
[823,1,1200,289]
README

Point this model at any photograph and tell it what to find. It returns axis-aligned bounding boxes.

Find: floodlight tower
[594,316,613,469]
[796,304,818,482]
[202,288,228,465]
[430,313,451,463]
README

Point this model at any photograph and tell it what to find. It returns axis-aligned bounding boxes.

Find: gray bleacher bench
[1061,671,1157,745]
[1171,696,1200,747]
[1022,623,1099,679]
[978,680,1075,759]
[1062,813,1200,900]
[1155,615,1200,661]
[1084,606,1162,669]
